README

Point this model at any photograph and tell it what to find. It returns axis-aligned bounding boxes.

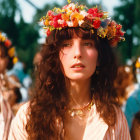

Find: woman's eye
[83,42,93,47]
[62,43,71,47]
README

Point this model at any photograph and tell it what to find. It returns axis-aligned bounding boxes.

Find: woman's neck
[67,79,91,109]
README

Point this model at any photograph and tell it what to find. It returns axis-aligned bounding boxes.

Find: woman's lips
[71,63,85,71]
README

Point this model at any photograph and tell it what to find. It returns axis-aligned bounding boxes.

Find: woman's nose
[73,42,82,59]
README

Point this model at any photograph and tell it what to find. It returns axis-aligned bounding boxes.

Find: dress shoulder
[113,105,131,139]
[8,102,30,140]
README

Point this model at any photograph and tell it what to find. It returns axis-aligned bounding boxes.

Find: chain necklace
[67,98,94,118]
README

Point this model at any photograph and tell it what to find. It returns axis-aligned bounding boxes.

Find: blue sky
[17,0,121,23]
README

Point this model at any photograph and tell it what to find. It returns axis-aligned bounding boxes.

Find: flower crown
[0,32,18,64]
[40,0,125,47]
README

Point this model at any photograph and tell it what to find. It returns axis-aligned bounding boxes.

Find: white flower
[68,3,76,10]
[78,20,84,26]
[80,10,89,17]
[66,21,74,27]
[58,19,65,24]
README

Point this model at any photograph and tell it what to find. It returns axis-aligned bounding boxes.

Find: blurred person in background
[7,61,32,90]
[130,57,140,140]
[6,75,24,115]
[124,57,140,130]
[114,65,134,109]
[0,31,18,140]
[33,51,42,71]
[131,111,140,140]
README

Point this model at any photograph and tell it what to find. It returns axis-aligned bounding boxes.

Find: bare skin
[64,80,92,140]
[59,37,98,139]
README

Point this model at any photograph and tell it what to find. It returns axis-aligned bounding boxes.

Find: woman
[9,1,130,140]
[0,32,18,140]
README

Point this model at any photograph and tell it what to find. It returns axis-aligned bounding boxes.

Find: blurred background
[0,0,140,74]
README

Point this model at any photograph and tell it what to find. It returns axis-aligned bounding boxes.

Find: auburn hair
[26,27,118,139]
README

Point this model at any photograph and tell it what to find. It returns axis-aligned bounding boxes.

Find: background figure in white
[7,61,32,102]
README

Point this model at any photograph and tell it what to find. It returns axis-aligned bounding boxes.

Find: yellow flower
[135,61,140,68]
[67,0,71,4]
[1,36,6,42]
[8,47,15,57]
[71,12,84,22]
[44,20,49,26]
[97,27,108,38]
[107,26,116,39]
[13,57,18,64]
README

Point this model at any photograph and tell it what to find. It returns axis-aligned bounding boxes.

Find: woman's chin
[67,75,91,81]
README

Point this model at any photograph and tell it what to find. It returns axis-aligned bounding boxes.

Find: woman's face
[59,37,98,81]
[3,89,17,107]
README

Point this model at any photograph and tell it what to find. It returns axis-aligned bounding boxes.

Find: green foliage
[113,0,140,63]
[0,0,39,74]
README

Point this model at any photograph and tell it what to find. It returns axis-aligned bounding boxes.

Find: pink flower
[48,10,55,17]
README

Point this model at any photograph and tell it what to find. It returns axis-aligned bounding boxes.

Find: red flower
[93,20,101,29]
[4,39,11,47]
[88,8,103,18]
[52,14,62,28]
[53,14,62,21]
[116,24,124,36]
[116,30,124,36]
[75,8,79,12]
[53,21,59,28]
[61,21,67,27]
[116,24,122,30]
[88,8,98,14]
[46,29,51,36]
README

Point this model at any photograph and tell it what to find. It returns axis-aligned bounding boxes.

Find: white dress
[8,102,131,140]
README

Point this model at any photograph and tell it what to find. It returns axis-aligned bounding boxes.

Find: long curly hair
[26,27,118,139]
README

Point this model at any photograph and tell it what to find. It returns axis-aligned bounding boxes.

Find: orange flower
[44,20,49,26]
[8,47,15,57]
[73,20,78,27]
[71,12,84,21]
[13,57,18,64]
[62,14,70,21]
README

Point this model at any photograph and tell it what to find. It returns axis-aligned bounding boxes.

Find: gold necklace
[67,98,94,118]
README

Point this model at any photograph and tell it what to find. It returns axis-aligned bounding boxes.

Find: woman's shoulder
[8,102,30,140]
[16,102,30,115]
[14,101,30,123]
[112,104,131,139]
[112,104,128,126]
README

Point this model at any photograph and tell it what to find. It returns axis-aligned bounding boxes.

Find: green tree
[113,0,140,63]
[0,0,39,73]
